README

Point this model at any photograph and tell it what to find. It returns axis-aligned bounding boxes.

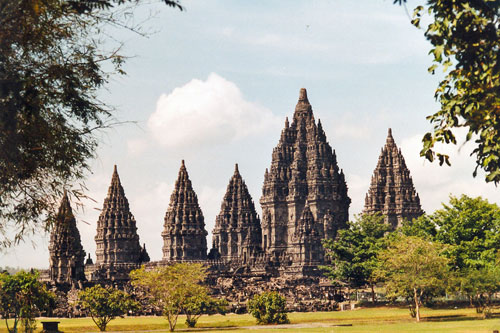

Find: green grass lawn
[1,306,499,332]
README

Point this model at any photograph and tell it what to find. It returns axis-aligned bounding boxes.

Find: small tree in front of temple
[322,213,391,303]
[183,294,228,328]
[130,263,210,332]
[248,291,289,325]
[0,270,55,333]
[78,285,137,331]
[374,235,450,322]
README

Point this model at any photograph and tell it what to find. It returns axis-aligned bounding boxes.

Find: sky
[2,0,498,269]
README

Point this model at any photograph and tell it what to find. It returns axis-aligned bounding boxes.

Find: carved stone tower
[162,160,208,261]
[212,164,262,263]
[260,88,351,265]
[364,128,424,228]
[48,191,86,284]
[95,165,146,265]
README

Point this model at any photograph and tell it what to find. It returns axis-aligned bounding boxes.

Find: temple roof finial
[298,88,309,103]
[234,163,239,174]
[386,128,395,144]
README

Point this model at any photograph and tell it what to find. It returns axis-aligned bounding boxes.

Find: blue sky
[2,0,498,268]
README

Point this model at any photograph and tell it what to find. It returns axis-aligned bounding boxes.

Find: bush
[247,291,289,325]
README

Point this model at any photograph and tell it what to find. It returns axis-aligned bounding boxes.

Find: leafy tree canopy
[130,263,210,332]
[395,0,500,184]
[0,270,55,333]
[322,213,391,294]
[432,195,500,270]
[0,0,182,247]
[78,284,137,332]
[375,235,450,322]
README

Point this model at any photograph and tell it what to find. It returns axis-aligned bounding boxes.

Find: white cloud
[148,73,281,148]
[127,138,149,156]
[400,131,499,214]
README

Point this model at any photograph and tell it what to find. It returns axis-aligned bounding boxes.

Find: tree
[395,0,500,184]
[454,264,500,318]
[432,195,500,270]
[430,195,500,315]
[322,213,392,303]
[130,263,211,332]
[400,215,437,240]
[77,284,137,332]
[182,294,228,328]
[0,270,55,333]
[247,291,289,325]
[402,195,500,316]
[0,0,182,247]
[375,235,450,322]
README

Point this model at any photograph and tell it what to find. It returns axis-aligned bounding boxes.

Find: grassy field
[1,306,500,332]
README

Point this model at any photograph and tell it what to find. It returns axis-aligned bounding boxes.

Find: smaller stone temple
[363,128,424,228]
[211,164,262,264]
[48,191,86,285]
[162,160,208,261]
[94,165,148,265]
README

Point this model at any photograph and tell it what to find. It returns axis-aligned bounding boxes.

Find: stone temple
[48,191,86,285]
[363,128,424,228]
[211,163,262,264]
[43,88,424,312]
[260,88,350,275]
[162,160,208,261]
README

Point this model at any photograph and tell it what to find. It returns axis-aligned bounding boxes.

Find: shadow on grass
[423,311,500,322]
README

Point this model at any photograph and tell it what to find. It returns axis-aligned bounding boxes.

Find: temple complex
[94,165,148,265]
[43,89,426,313]
[363,128,424,228]
[260,88,350,272]
[162,160,208,261]
[48,191,86,285]
[211,164,262,264]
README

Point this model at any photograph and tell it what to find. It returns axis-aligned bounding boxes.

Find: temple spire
[364,129,424,228]
[261,88,350,273]
[162,160,208,261]
[212,165,262,262]
[95,166,144,265]
[49,192,86,284]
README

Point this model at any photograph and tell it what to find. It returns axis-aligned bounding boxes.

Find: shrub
[247,291,289,325]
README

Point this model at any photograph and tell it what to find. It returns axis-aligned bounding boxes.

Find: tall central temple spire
[162,160,208,261]
[260,88,350,270]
